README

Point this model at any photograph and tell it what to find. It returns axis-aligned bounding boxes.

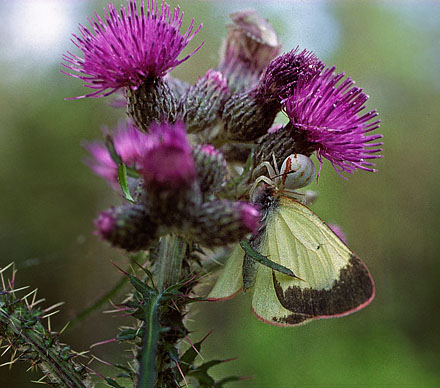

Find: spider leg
[281,188,308,203]
[252,161,276,180]
[271,152,280,176]
[249,176,276,200]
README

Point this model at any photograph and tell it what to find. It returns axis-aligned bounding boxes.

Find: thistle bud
[192,144,227,194]
[219,49,323,143]
[133,179,149,204]
[218,9,281,92]
[179,70,230,134]
[189,201,260,247]
[94,204,158,251]
[220,90,278,142]
[126,77,179,132]
[254,122,315,169]
[164,75,191,99]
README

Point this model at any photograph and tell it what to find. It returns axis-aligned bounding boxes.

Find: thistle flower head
[113,121,150,167]
[94,209,115,238]
[84,141,118,184]
[284,66,383,178]
[239,203,261,235]
[141,121,196,189]
[62,0,203,98]
[84,121,149,184]
[257,48,325,102]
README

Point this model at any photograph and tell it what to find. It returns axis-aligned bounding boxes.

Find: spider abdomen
[280,154,315,190]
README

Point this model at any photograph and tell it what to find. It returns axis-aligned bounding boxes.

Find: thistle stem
[136,234,189,387]
[155,234,188,291]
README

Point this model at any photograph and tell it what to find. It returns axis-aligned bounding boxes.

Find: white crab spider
[250,153,316,202]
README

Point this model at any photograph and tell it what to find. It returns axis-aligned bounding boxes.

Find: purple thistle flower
[62,0,203,99]
[239,203,261,235]
[284,66,383,178]
[257,47,325,102]
[84,141,118,185]
[94,210,115,237]
[84,121,150,184]
[141,121,196,189]
[113,121,150,167]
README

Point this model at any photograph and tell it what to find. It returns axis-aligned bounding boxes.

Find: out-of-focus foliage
[1,1,439,387]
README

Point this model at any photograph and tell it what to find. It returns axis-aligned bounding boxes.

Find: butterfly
[208,153,375,326]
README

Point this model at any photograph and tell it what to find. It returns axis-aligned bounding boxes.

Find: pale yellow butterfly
[208,154,374,326]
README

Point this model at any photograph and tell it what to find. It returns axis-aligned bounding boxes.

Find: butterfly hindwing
[207,244,244,301]
[251,234,312,326]
[252,196,374,325]
[252,264,305,326]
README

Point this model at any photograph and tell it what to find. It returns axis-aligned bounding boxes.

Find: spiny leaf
[187,359,237,387]
[180,331,212,374]
[118,163,135,203]
[117,328,139,341]
[0,267,90,387]
[215,376,244,387]
[105,377,125,388]
[136,292,162,388]
[129,275,155,297]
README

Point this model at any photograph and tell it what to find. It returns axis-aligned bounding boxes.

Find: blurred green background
[1,0,439,387]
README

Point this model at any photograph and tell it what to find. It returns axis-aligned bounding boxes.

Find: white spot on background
[0,0,84,65]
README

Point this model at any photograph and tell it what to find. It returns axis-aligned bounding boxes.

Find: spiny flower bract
[284,66,383,178]
[62,0,203,98]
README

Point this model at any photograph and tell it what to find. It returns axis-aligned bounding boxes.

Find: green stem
[136,235,188,387]
[155,235,187,291]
